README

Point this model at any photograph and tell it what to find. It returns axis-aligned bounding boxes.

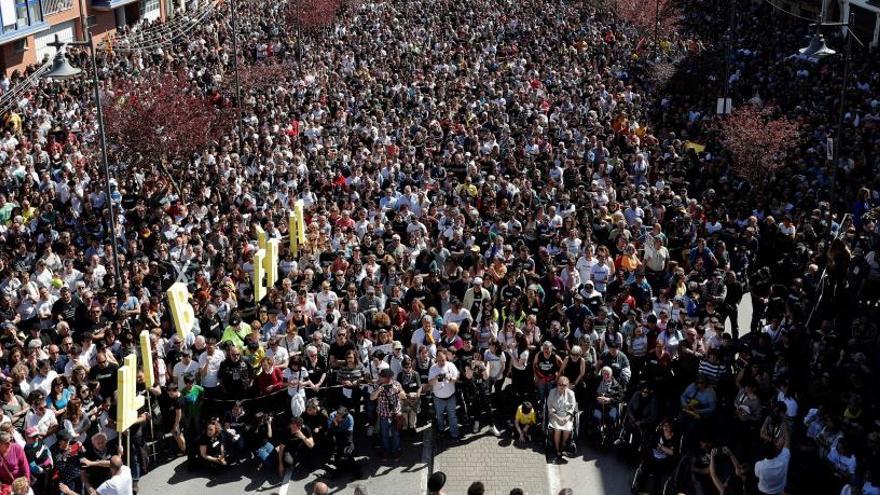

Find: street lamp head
[798,34,836,59]
[44,50,82,80]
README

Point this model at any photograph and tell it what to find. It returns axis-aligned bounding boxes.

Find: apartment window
[140,0,157,15]
[26,0,41,23]
[15,2,26,27]
[13,37,26,52]
[6,0,42,29]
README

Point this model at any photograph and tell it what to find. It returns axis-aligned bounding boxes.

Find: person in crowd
[397,357,421,433]
[95,456,132,495]
[0,0,877,493]
[326,406,358,478]
[513,401,537,445]
[428,350,460,441]
[0,431,29,486]
[370,368,404,460]
[546,377,577,464]
[275,417,315,477]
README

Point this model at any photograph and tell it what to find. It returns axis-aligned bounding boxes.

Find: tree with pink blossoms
[717,105,801,181]
[611,0,679,37]
[284,0,342,34]
[102,71,230,192]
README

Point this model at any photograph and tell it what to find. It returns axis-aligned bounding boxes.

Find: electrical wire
[122,7,215,50]
[103,7,214,52]
[99,1,216,53]
[120,2,213,44]
[763,0,816,22]
[0,61,52,114]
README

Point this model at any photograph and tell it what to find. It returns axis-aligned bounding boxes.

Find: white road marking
[421,426,433,495]
[277,467,292,495]
[547,460,562,495]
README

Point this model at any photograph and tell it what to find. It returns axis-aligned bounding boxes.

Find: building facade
[0,0,176,74]
[779,0,880,48]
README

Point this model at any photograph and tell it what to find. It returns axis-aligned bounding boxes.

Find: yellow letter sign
[254,248,267,302]
[289,212,299,256]
[116,354,145,432]
[294,200,306,244]
[166,282,194,340]
[139,330,154,389]
[255,225,279,290]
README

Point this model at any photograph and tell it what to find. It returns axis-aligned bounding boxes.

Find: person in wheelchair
[546,376,578,464]
[592,366,624,443]
[632,419,680,495]
[597,341,631,388]
[679,375,717,436]
[616,380,659,449]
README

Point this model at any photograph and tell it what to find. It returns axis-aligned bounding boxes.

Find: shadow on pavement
[165,457,286,491]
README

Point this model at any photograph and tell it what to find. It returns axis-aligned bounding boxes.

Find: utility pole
[231,0,244,152]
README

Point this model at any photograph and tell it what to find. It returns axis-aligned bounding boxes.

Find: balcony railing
[43,0,73,15]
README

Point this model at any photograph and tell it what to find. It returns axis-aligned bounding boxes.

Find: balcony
[90,0,137,10]
[42,0,72,15]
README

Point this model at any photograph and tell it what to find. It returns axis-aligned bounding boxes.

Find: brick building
[0,0,184,74]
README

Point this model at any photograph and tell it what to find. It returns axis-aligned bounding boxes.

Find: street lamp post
[797,12,857,206]
[654,0,659,55]
[830,14,853,209]
[231,0,244,152]
[720,0,735,116]
[44,15,122,290]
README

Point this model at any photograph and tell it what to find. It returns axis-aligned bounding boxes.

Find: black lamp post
[797,12,858,206]
[44,21,122,290]
[231,0,244,152]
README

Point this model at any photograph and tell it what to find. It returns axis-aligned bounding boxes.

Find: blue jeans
[379,417,400,454]
[537,379,554,406]
[434,395,459,438]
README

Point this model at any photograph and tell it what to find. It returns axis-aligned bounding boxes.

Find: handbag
[256,441,275,462]
[393,413,407,431]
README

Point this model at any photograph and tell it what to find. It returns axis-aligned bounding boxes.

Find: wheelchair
[591,399,626,449]
[630,425,687,495]
[614,412,652,462]
[543,401,582,459]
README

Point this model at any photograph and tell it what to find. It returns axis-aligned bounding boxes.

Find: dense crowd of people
[0,0,878,493]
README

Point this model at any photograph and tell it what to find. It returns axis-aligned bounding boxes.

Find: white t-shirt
[575,255,596,284]
[266,346,290,367]
[590,263,610,292]
[97,465,133,495]
[283,368,309,398]
[428,361,459,399]
[754,447,790,495]
[25,408,58,448]
[442,308,472,326]
[410,328,441,348]
[29,370,58,396]
[172,360,200,389]
[198,349,225,388]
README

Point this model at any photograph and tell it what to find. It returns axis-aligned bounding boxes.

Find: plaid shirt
[376,381,402,418]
